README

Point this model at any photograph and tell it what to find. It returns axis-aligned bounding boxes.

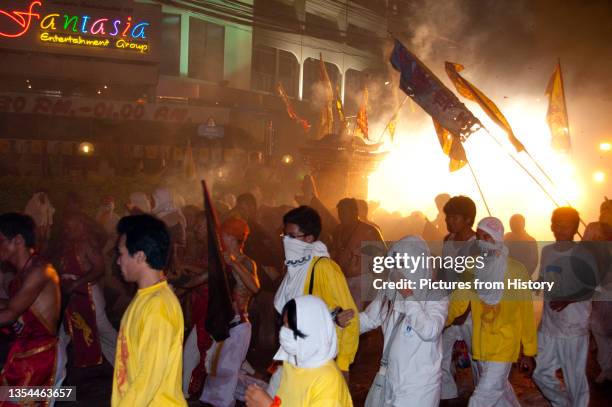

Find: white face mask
[478,239,497,253]
[282,236,313,267]
[279,326,298,356]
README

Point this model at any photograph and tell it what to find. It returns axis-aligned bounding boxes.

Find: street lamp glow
[281,154,294,165]
[600,142,611,152]
[79,142,94,155]
[593,171,606,183]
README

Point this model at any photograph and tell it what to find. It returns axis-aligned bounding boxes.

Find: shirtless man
[331,198,385,310]
[0,213,60,404]
[200,217,259,406]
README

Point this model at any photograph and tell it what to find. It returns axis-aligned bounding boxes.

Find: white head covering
[24,192,55,227]
[385,235,433,301]
[274,295,338,368]
[475,217,508,305]
[129,192,151,214]
[152,188,176,218]
[273,237,330,312]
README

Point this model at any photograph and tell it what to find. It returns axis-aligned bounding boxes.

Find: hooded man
[447,216,537,407]
[269,206,358,392]
[126,192,151,215]
[359,236,448,406]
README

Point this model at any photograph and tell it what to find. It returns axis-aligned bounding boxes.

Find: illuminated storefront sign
[0,1,159,58]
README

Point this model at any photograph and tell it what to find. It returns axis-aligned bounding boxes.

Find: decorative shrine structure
[300,133,387,208]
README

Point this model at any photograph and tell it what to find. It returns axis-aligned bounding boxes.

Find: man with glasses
[270,206,358,390]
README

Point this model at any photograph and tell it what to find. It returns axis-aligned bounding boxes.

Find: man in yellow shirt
[447,217,537,407]
[111,214,187,406]
[271,206,358,388]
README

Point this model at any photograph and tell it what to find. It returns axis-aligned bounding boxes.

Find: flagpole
[375,96,409,143]
[466,162,492,216]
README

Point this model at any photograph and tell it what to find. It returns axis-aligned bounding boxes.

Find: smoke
[368,0,612,224]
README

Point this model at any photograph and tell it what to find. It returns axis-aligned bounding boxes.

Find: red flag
[202,180,234,342]
[356,87,369,139]
[276,83,311,132]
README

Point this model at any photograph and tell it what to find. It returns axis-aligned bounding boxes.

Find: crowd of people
[0,180,610,407]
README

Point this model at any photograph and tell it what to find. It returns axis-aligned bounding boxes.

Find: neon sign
[0,1,150,52]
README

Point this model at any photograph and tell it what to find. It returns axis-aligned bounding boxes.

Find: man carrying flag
[197,182,260,406]
[546,61,571,152]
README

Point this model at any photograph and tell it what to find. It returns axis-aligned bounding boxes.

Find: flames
[368,99,584,240]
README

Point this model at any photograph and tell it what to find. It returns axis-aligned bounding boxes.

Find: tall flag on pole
[202,180,234,342]
[546,61,571,152]
[445,62,525,152]
[390,39,481,170]
[389,39,481,139]
[276,83,311,133]
[356,86,369,140]
[317,53,334,139]
[432,119,468,171]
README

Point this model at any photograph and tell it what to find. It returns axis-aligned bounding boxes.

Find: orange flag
[276,83,311,132]
[356,87,369,140]
[445,62,525,152]
[432,119,468,172]
[546,61,571,152]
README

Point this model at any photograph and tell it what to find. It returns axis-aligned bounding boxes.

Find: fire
[368,100,584,240]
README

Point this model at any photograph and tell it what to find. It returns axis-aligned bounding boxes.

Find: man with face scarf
[360,236,448,406]
[245,295,352,407]
[269,206,358,392]
[447,216,537,407]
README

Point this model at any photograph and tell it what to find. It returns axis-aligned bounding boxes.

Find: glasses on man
[279,233,306,239]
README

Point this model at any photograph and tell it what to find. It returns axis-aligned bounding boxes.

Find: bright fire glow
[600,142,611,152]
[368,99,584,240]
[593,171,605,183]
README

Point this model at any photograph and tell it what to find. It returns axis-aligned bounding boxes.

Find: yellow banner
[445,62,524,152]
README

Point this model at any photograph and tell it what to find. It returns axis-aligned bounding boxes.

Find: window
[160,13,181,76]
[302,58,340,101]
[251,45,276,93]
[189,18,225,82]
[251,46,299,97]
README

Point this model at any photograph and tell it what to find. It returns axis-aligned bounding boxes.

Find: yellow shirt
[303,257,359,371]
[111,281,187,407]
[446,258,538,363]
[276,361,353,407]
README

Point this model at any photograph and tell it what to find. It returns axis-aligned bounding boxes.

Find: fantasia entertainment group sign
[0,0,161,61]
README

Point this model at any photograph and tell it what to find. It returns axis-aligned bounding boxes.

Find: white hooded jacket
[360,236,448,407]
